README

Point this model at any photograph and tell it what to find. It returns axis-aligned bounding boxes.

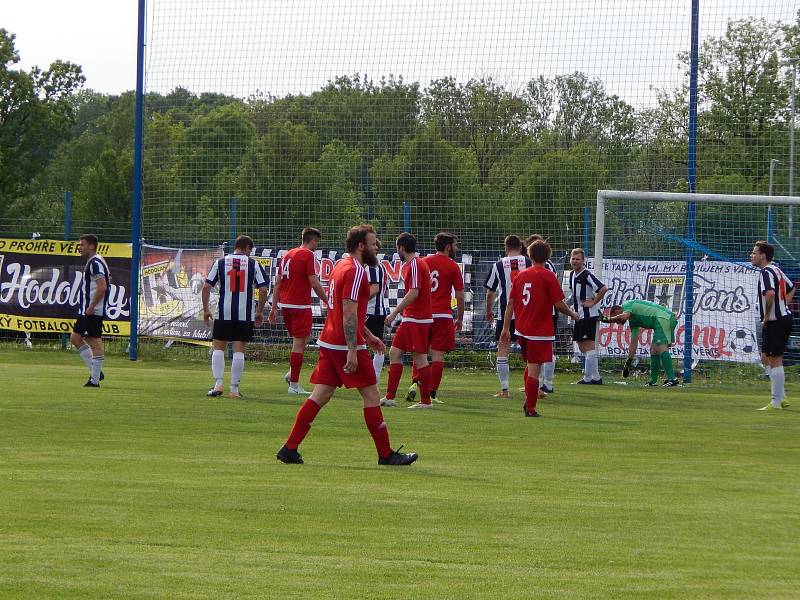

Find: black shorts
[73,315,103,338]
[366,314,386,341]
[495,319,517,342]
[762,316,793,357]
[212,319,254,343]
[573,316,599,342]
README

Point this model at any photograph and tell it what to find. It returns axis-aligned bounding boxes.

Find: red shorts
[310,348,377,389]
[391,321,431,354]
[429,318,456,352]
[281,307,312,338]
[518,338,553,364]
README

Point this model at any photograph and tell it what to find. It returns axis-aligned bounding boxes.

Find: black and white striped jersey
[484,255,531,319]
[366,262,389,317]
[758,263,795,321]
[569,268,606,320]
[205,253,269,322]
[80,255,111,317]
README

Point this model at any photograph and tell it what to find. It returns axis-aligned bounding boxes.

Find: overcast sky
[4,1,797,106]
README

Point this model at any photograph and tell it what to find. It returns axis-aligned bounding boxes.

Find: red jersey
[510,265,565,340]
[317,256,370,350]
[277,246,318,309]
[423,253,464,318]
[401,256,433,322]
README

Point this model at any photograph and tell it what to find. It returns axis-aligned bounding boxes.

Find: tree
[0,29,84,216]
[421,77,529,186]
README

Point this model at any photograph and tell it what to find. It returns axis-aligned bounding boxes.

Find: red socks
[524,375,540,413]
[417,365,432,404]
[386,363,403,399]
[430,361,445,394]
[285,399,321,449]
[289,352,303,383]
[363,406,392,459]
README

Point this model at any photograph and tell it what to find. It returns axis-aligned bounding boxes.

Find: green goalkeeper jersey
[621,300,675,335]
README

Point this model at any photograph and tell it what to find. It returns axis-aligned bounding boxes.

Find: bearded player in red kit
[501,240,579,417]
[276,225,418,466]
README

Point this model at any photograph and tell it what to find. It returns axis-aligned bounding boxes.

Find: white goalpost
[593,190,800,382]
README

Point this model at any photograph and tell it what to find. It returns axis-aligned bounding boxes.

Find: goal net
[593,190,800,380]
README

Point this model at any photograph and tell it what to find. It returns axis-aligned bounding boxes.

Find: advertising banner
[587,258,762,363]
[0,238,131,335]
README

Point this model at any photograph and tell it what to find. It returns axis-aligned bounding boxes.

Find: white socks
[584,350,599,382]
[373,352,385,380]
[231,352,245,391]
[497,356,510,390]
[770,366,785,408]
[541,356,556,387]
[77,344,93,373]
[90,356,104,385]
[211,350,225,387]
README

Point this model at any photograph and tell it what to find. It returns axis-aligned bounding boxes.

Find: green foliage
[1,12,799,249]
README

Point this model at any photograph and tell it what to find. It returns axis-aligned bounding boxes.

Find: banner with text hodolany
[582,258,768,363]
[0,238,131,336]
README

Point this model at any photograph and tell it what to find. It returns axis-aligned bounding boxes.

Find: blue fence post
[682,0,700,384]
[128,0,146,361]
[403,200,410,232]
[62,191,72,350]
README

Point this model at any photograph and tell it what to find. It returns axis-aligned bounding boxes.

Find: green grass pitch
[1,349,799,599]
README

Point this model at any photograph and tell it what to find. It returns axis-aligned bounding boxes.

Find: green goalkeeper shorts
[652,315,678,346]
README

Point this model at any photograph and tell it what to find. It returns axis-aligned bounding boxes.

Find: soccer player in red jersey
[276,225,418,466]
[501,240,579,417]
[269,227,329,395]
[380,232,435,410]
[421,232,464,401]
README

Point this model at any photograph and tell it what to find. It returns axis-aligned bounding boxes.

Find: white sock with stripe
[770,366,784,408]
[231,352,245,391]
[497,356,509,390]
[373,352,385,380]
[77,344,93,373]
[211,350,225,388]
[90,356,104,385]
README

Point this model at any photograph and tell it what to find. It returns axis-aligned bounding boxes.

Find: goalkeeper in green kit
[603,300,680,387]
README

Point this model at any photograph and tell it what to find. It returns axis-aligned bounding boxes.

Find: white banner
[583,258,761,363]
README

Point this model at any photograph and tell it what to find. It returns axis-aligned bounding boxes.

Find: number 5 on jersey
[521,282,532,305]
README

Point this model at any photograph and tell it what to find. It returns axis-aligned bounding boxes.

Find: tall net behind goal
[140,0,800,360]
[595,191,800,381]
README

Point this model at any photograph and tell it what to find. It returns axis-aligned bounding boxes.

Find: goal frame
[594,190,800,383]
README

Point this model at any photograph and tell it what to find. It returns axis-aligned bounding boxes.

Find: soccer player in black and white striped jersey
[70,234,110,387]
[526,234,560,393]
[569,248,608,385]
[366,241,390,381]
[202,235,270,398]
[484,235,531,397]
[751,241,795,410]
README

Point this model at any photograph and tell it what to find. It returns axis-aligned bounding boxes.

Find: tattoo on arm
[344,311,358,349]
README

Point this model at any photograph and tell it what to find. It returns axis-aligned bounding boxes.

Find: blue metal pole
[403,200,410,232]
[683,0,700,383]
[129,0,146,361]
[62,191,72,350]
